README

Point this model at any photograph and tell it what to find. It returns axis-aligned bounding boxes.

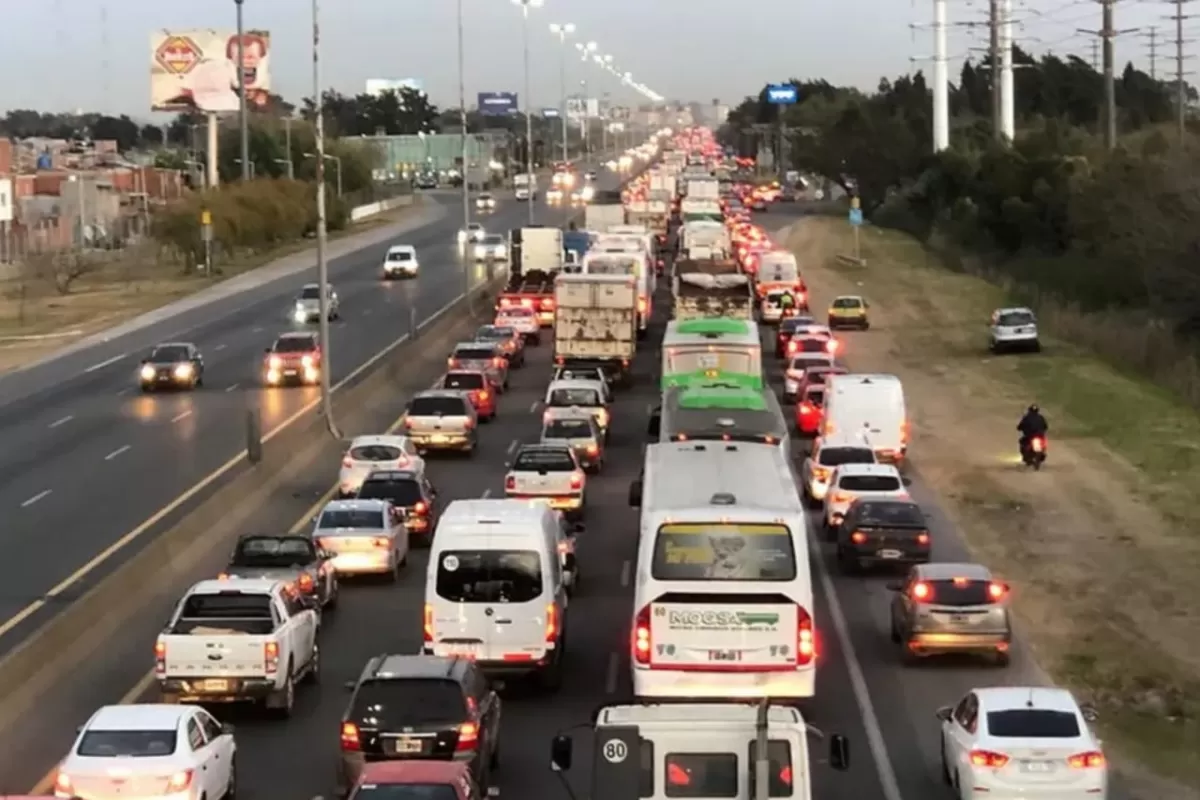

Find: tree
[299,88,440,136]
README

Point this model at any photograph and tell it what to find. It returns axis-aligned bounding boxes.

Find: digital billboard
[478,92,518,115]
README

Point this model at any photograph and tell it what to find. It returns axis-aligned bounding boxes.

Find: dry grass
[787,218,1200,797]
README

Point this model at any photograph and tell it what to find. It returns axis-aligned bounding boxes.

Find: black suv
[355,470,439,546]
[337,655,501,796]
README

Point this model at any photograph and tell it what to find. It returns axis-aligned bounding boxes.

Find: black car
[356,469,439,546]
[836,499,931,573]
[775,316,816,357]
[415,172,438,189]
[222,534,338,609]
[139,342,204,391]
[337,655,501,796]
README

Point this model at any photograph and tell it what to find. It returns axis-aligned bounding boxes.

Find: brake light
[342,456,353,468]
[505,475,516,491]
[298,573,314,592]
[423,603,434,642]
[545,603,558,641]
[520,298,533,307]
[456,722,479,752]
[1067,751,1105,768]
[413,501,428,515]
[541,298,555,310]
[586,443,599,456]
[916,532,930,545]
[372,537,389,548]
[911,581,933,601]
[850,531,867,544]
[340,722,362,752]
[1032,436,1045,452]
[478,390,489,401]
[798,291,807,304]
[154,641,166,675]
[569,472,584,490]
[799,402,815,416]
[787,341,798,354]
[987,582,1007,600]
[638,297,647,313]
[499,297,513,307]
[448,358,459,368]
[165,770,194,792]
[796,606,815,664]
[633,604,651,664]
[55,773,73,795]
[831,492,852,504]
[969,750,1010,768]
[217,573,230,580]
[493,357,504,367]
[826,339,840,354]
[264,641,279,674]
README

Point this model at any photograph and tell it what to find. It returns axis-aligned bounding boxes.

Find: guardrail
[349,194,416,223]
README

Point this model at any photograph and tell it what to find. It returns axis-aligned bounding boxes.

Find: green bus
[648,382,790,450]
[660,317,763,391]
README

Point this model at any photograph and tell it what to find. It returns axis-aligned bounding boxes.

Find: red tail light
[448,358,459,368]
[165,770,194,792]
[969,750,1009,768]
[1031,436,1045,453]
[911,581,933,602]
[916,532,930,545]
[55,774,73,795]
[826,339,840,354]
[298,573,315,592]
[505,475,516,491]
[585,444,599,456]
[796,606,815,664]
[1067,751,1105,768]
[340,722,362,752]
[569,472,584,490]
[637,297,647,313]
[798,291,807,304]
[987,582,1008,600]
[456,722,479,752]
[520,298,534,307]
[478,390,490,401]
[493,357,504,367]
[799,402,815,416]
[343,456,355,468]
[545,603,558,641]
[154,641,167,675]
[264,641,280,674]
[633,604,652,664]
[372,537,389,548]
[541,298,555,310]
[787,341,798,355]
[413,501,428,515]
[850,531,867,544]
[499,297,513,307]
[423,603,434,642]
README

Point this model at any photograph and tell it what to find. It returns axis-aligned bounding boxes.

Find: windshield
[779,318,814,334]
[180,592,272,619]
[318,509,385,529]
[149,345,189,362]
[853,501,922,526]
[549,388,600,406]
[998,311,1036,326]
[544,419,593,439]
[352,786,459,800]
[484,235,504,245]
[838,475,902,492]
[350,678,467,727]
[802,388,825,406]
[513,448,576,471]
[442,373,485,390]
[435,550,543,603]
[651,523,797,580]
[300,286,321,299]
[818,447,875,467]
[387,250,413,262]
[273,337,316,353]
[77,730,178,758]
[667,347,755,377]
[926,579,997,606]
[349,444,403,462]
[833,297,862,308]
[358,479,424,506]
[409,396,468,416]
[987,710,1080,738]
[232,537,314,566]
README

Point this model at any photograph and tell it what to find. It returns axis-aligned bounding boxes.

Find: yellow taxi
[827,295,870,331]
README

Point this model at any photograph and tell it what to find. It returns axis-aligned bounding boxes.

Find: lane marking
[528,400,539,413]
[116,388,130,397]
[104,445,131,461]
[214,344,227,351]
[224,384,239,393]
[481,488,492,498]
[605,652,619,694]
[171,410,192,423]
[251,327,263,333]
[620,559,631,587]
[49,415,73,429]
[20,490,51,508]
[83,353,126,373]
[506,439,519,455]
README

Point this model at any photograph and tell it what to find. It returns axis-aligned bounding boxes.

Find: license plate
[708,649,741,662]
[284,369,297,376]
[202,679,230,691]
[446,644,478,657]
[877,549,902,559]
[431,434,449,443]
[949,613,970,623]
[393,737,424,755]
[1020,760,1052,773]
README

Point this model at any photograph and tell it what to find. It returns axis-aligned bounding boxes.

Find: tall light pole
[575,41,597,161]
[549,22,575,162]
[312,0,339,438]
[456,0,470,299]
[234,0,250,181]
[512,0,543,224]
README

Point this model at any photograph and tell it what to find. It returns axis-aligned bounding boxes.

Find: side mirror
[571,522,586,535]
[343,680,357,691]
[902,477,913,487]
[628,479,643,508]
[550,734,573,771]
[829,734,850,771]
[935,706,953,723]
[1080,704,1099,722]
[222,723,235,736]
[563,553,577,571]
[886,581,905,592]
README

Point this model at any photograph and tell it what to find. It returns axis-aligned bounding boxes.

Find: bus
[661,317,762,391]
[649,383,790,452]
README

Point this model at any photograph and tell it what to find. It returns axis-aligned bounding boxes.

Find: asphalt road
[0,182,587,649]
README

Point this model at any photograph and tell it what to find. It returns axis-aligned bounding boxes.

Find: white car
[783,353,835,401]
[382,245,419,279]
[495,305,540,344]
[989,307,1040,353]
[474,193,496,211]
[473,234,508,262]
[338,434,425,497]
[938,686,1106,800]
[457,223,486,246]
[801,438,877,505]
[544,378,610,435]
[55,704,236,800]
[823,462,907,534]
[551,366,611,400]
[311,499,408,580]
[292,282,339,323]
[504,442,587,520]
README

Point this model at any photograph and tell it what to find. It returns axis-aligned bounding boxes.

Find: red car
[798,364,849,398]
[795,384,826,436]
[437,370,496,421]
[348,760,481,800]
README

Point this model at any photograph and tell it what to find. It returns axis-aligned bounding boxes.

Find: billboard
[765,84,798,105]
[542,108,561,118]
[478,92,518,115]
[366,78,424,96]
[566,96,600,120]
[151,29,272,112]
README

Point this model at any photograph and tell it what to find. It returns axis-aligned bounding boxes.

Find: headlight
[268,356,283,369]
[140,365,155,380]
[173,363,193,379]
[474,246,487,257]
[301,354,315,368]
[293,309,307,322]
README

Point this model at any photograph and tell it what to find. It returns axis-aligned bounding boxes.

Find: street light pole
[234,0,250,181]
[312,0,339,439]
[511,0,543,224]
[549,23,575,163]
[456,0,470,300]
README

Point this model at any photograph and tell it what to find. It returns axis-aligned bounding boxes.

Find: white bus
[626,441,816,700]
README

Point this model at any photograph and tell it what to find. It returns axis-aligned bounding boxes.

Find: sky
[0,0,1190,122]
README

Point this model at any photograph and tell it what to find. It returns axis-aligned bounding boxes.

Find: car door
[279,593,316,667]
[387,500,409,560]
[184,716,222,797]
[947,692,980,770]
[198,712,233,788]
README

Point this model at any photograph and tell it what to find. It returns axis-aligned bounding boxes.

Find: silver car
[541,408,605,473]
[448,341,509,391]
[311,499,407,581]
[889,562,1013,666]
[292,282,340,324]
[989,307,1040,353]
[473,234,508,262]
[402,390,479,454]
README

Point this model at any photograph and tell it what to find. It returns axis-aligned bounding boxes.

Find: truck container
[553,273,638,384]
[499,227,564,326]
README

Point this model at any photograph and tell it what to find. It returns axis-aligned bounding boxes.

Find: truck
[679,219,730,259]
[680,198,724,224]
[498,227,564,326]
[585,200,626,232]
[154,578,320,714]
[648,171,676,197]
[673,259,753,320]
[553,273,638,384]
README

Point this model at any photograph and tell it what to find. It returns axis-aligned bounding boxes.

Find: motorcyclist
[1017,404,1048,455]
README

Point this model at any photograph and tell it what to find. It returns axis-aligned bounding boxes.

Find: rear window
[790,356,832,371]
[475,326,506,339]
[664,753,738,798]
[837,475,901,492]
[796,339,828,353]
[409,396,468,416]
[442,373,485,390]
[853,502,922,526]
[748,740,794,798]
[652,523,797,581]
[358,478,424,506]
[233,537,314,566]
[513,448,576,471]
[180,592,272,619]
[549,388,600,406]
[352,786,458,800]
[273,336,316,353]
[802,388,825,406]
[818,447,875,467]
[926,579,996,606]
[986,709,1081,738]
[435,550,543,603]
[77,730,178,757]
[544,419,593,438]
[300,286,321,299]
[997,311,1035,326]
[386,250,413,261]
[319,509,385,529]
[349,445,403,462]
[455,347,495,360]
[351,678,467,727]
[833,297,862,308]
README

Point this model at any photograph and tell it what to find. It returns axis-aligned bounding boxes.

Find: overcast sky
[0,0,1185,121]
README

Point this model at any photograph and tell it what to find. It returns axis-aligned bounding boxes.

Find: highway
[0,185,579,650]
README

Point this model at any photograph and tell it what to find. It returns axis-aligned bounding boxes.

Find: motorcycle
[1020,435,1047,470]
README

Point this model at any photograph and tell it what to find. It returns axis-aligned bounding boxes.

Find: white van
[423,499,571,689]
[581,249,654,335]
[821,374,909,465]
[626,442,816,700]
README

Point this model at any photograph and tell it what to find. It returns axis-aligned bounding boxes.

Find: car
[774,315,817,357]
[796,364,849,399]
[495,305,540,345]
[346,761,491,800]
[356,469,439,547]
[801,438,878,505]
[382,245,419,279]
[292,282,340,323]
[828,295,869,330]
[337,655,501,796]
[784,332,837,359]
[448,341,509,392]
[472,324,525,368]
[138,342,204,391]
[220,533,339,609]
[54,704,236,800]
[936,686,1105,797]
[475,192,496,212]
[415,172,438,189]
[311,499,408,581]
[436,370,497,421]
[541,407,605,472]
[338,435,425,497]
[504,443,587,520]
[823,463,907,535]
[457,223,486,246]
[263,332,321,386]
[472,234,507,262]
[890,562,1013,665]
[989,306,1040,353]
[402,390,479,454]
[551,366,612,399]
[543,379,609,437]
[795,383,826,436]
[783,353,836,402]
[546,188,565,205]
[836,498,930,573]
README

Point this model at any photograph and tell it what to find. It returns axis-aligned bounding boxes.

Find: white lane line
[214,344,227,351]
[507,439,519,455]
[83,353,126,373]
[20,489,51,508]
[620,559,631,587]
[104,444,131,461]
[605,652,619,694]
[49,415,73,428]
[810,533,905,800]
[251,327,263,333]
[481,488,492,498]
[528,400,539,413]
[224,383,239,393]
[116,388,131,397]
[171,410,192,423]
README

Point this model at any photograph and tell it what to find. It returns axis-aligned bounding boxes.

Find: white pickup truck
[155,578,320,717]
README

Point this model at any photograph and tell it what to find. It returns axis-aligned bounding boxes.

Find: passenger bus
[649,383,790,452]
[661,317,762,391]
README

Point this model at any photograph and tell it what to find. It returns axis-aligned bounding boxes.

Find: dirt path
[785,216,1200,797]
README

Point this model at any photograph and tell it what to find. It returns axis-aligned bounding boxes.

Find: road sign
[849,208,863,226]
[200,209,212,225]
[765,84,798,105]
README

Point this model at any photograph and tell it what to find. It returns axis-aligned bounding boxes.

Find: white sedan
[495,305,540,344]
[938,686,1106,799]
[457,223,486,246]
[823,463,907,533]
[55,704,236,800]
[473,234,508,262]
[338,434,425,497]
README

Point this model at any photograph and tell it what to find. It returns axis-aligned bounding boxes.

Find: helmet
[1027,404,1040,414]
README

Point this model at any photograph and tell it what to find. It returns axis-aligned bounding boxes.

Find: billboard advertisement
[478,92,518,115]
[151,29,272,112]
[366,78,424,96]
[542,107,560,118]
[566,97,600,120]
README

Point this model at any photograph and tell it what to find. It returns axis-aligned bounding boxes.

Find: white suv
[823,463,908,536]
[989,307,1040,353]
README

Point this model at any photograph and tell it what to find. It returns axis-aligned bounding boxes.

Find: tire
[536,649,564,692]
[325,579,339,610]
[303,645,321,685]
[861,322,870,331]
[490,737,501,770]
[889,616,901,643]
[837,547,859,574]
[637,328,648,341]
[386,556,400,584]
[993,649,1011,667]
[272,670,295,718]
[225,758,238,799]
[940,736,952,785]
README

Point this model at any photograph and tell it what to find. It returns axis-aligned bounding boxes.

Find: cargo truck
[673,258,753,320]
[553,272,638,385]
[498,227,564,326]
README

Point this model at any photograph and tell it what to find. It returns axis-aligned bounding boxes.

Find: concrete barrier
[349,193,415,222]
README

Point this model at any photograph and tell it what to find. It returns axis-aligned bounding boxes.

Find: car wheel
[823,519,838,542]
[303,644,321,685]
[940,735,952,785]
[225,757,238,799]
[536,648,564,693]
[861,321,870,331]
[889,615,901,643]
[325,579,339,610]
[490,736,501,770]
[993,649,1011,667]
[1031,341,1042,353]
[386,556,400,583]
[272,669,295,718]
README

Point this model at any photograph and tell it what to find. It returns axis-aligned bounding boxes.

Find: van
[821,374,909,465]
[423,499,573,690]
[626,442,816,700]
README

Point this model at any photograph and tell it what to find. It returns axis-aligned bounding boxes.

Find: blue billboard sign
[478,92,518,115]
[542,107,560,117]
[765,84,798,105]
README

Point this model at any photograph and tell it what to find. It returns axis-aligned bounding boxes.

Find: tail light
[969,750,1010,768]
[520,298,533,307]
[813,466,830,481]
[541,298,555,310]
[505,475,516,491]
[413,501,428,515]
[831,491,852,504]
[911,581,933,601]
[585,444,599,456]
[340,722,362,752]
[298,573,315,592]
[165,770,194,792]
[478,390,490,401]
[154,641,167,675]
[448,358,459,368]
[596,409,609,427]
[796,606,816,664]
[372,537,389,548]
[423,603,434,642]
[799,402,815,417]
[342,456,353,468]
[787,341,798,355]
[916,532,931,545]
[632,604,652,664]
[499,297,513,307]
[463,418,475,430]
[217,573,230,580]
[264,641,280,674]
[493,357,504,367]
[637,297,647,313]
[826,339,840,354]
[55,774,73,795]
[1067,751,1105,768]
[1032,436,1045,452]
[569,472,584,490]
[456,722,479,752]
[850,531,867,544]
[545,603,558,641]
[987,582,1008,600]
[798,292,807,304]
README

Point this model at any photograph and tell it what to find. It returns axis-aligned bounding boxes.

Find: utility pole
[989,0,1003,140]
[1078,0,1138,150]
[312,0,340,439]
[1092,38,1100,70]
[1169,0,1195,142]
[235,0,250,181]
[1141,26,1158,79]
